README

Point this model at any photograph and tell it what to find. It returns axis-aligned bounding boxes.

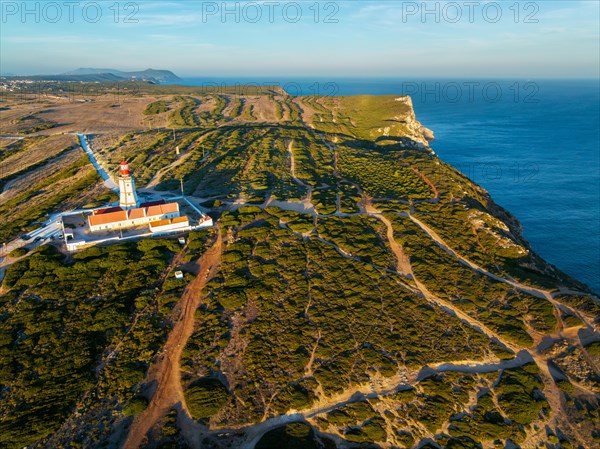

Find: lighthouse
[118,161,139,209]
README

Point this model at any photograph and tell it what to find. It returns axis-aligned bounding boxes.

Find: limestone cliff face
[394,96,435,147]
[326,95,436,149]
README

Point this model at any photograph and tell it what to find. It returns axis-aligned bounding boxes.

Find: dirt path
[407,213,597,332]
[411,167,440,201]
[264,196,316,216]
[397,212,594,446]
[407,213,551,297]
[364,204,413,279]
[526,349,588,448]
[144,129,216,190]
[0,177,19,200]
[415,277,523,353]
[360,202,525,354]
[303,330,322,379]
[276,349,530,434]
[145,151,194,189]
[122,230,222,449]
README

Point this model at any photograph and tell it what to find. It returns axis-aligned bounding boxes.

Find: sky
[1,0,599,78]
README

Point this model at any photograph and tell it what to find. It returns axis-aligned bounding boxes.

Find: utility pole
[180,178,184,197]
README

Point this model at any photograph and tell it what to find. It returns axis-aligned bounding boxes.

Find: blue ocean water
[182,77,600,292]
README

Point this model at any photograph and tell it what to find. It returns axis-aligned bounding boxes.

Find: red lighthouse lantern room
[120,161,130,176]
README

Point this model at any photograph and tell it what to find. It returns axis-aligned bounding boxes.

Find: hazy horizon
[3,72,599,81]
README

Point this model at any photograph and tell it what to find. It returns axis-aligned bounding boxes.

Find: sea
[181,77,600,293]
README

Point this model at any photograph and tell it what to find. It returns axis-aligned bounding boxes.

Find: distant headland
[2,68,181,84]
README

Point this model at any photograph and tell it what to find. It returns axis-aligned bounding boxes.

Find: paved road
[0,218,63,278]
[77,134,119,192]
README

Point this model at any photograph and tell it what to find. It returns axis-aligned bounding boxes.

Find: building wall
[66,240,89,251]
[89,211,180,232]
[193,217,214,229]
[150,220,190,234]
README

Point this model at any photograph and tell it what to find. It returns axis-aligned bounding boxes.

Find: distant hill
[8,73,127,82]
[62,68,181,83]
[4,69,181,84]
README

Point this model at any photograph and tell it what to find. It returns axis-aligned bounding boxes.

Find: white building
[60,160,213,252]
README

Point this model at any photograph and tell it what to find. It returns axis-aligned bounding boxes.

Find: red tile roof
[147,202,179,216]
[88,202,180,227]
[128,208,146,220]
[89,210,127,226]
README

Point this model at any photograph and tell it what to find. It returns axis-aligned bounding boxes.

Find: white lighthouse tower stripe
[118,160,139,210]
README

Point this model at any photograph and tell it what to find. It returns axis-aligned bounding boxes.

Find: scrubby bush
[8,247,28,258]
[123,397,148,416]
[143,100,168,115]
[184,378,229,420]
[584,341,600,356]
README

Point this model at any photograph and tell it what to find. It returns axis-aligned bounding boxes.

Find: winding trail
[0,177,19,200]
[361,200,520,352]
[408,213,549,298]
[365,204,413,279]
[144,131,216,190]
[406,213,596,330]
[411,166,440,201]
[236,351,538,449]
[361,201,595,447]
[145,151,194,189]
[123,230,222,449]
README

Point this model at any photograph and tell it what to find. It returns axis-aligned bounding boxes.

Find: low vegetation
[0,154,111,242]
[143,100,168,115]
[184,378,229,420]
[0,86,596,449]
[0,239,188,448]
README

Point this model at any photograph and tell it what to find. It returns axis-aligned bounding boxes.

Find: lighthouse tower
[118,161,139,210]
